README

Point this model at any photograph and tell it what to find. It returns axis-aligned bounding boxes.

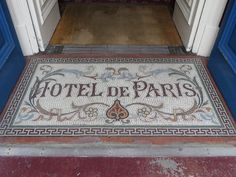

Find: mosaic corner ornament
[0,57,236,137]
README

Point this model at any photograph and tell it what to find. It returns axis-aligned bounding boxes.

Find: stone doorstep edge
[0,143,235,157]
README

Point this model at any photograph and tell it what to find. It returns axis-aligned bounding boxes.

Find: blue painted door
[0,1,25,111]
[208,0,236,118]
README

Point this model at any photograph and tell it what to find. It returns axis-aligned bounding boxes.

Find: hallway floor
[50,3,182,45]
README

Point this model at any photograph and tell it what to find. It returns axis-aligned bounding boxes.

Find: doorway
[50,0,182,47]
[6,0,227,56]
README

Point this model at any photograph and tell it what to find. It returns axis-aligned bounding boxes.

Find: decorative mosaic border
[0,57,235,137]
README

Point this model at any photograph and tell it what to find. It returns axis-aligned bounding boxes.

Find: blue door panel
[0,30,4,47]
[0,0,25,111]
[229,25,236,53]
[218,0,236,73]
[208,0,236,118]
[209,50,236,115]
[0,3,15,70]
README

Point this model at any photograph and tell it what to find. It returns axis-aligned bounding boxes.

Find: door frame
[173,0,228,56]
[192,0,228,56]
[6,0,39,56]
[6,0,60,55]
[26,0,60,52]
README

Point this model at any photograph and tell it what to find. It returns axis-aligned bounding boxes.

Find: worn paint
[150,158,186,177]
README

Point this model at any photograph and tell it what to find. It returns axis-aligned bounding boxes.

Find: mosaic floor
[1,56,235,137]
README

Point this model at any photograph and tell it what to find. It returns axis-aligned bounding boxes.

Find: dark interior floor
[50,3,182,46]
